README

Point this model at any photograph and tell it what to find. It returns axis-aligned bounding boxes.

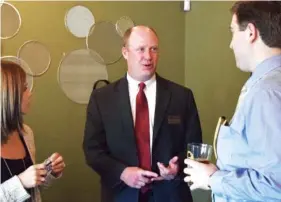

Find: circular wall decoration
[116,16,135,37]
[65,5,95,38]
[58,49,108,104]
[1,56,34,91]
[0,2,21,39]
[86,21,123,65]
[18,40,51,76]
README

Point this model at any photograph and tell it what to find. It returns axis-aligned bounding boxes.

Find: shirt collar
[245,54,281,90]
[126,73,156,89]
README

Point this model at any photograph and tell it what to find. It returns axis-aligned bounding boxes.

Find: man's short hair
[122,26,158,47]
[231,1,281,48]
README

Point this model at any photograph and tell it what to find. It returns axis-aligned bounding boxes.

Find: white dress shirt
[127,73,156,151]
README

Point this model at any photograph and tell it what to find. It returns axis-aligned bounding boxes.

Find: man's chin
[237,65,251,73]
[139,72,155,81]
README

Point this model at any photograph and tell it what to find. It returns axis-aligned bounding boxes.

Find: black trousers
[139,190,154,202]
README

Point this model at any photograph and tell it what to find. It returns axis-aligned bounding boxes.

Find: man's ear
[122,46,128,60]
[246,23,258,44]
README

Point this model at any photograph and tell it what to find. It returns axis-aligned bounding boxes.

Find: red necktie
[135,82,151,177]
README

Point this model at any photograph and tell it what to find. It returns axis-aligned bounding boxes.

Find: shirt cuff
[4,176,30,201]
[209,170,229,194]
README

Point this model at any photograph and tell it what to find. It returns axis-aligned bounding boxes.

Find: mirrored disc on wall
[65,5,95,38]
[18,40,51,76]
[58,49,108,104]
[115,16,135,37]
[86,21,123,65]
[0,2,21,39]
[1,56,34,91]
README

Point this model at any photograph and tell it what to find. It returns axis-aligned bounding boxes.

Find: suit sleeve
[178,89,202,179]
[185,90,202,144]
[83,91,127,188]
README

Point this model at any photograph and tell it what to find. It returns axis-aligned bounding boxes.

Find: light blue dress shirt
[210,54,281,202]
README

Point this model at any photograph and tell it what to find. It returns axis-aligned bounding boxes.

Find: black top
[1,133,33,197]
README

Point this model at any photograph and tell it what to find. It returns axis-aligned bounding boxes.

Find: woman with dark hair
[0,60,65,201]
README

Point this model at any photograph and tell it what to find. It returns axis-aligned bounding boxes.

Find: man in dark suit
[83,25,202,202]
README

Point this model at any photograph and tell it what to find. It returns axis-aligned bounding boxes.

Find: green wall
[2,1,251,202]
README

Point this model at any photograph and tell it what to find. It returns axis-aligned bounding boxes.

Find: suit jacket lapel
[116,77,138,155]
[153,75,171,144]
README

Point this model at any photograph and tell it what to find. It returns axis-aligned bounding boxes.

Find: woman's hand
[18,163,47,188]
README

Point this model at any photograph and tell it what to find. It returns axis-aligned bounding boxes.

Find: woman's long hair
[1,60,26,144]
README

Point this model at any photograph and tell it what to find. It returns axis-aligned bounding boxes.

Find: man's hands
[120,156,179,188]
[184,158,218,190]
[120,167,158,189]
[152,156,179,181]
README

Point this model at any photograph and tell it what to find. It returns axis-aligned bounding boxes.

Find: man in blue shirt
[184,1,281,202]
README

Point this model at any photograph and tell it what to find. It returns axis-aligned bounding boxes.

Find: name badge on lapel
[167,115,181,124]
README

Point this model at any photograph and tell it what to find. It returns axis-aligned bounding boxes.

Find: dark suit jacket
[83,74,202,202]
